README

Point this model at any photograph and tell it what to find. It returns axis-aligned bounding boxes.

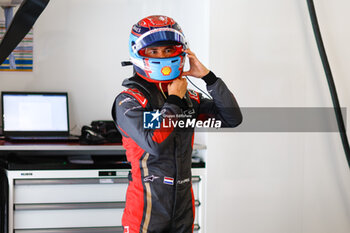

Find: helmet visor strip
[133,28,188,53]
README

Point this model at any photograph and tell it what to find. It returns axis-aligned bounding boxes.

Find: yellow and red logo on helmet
[161,66,172,76]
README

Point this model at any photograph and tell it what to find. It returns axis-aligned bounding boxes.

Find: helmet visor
[133,28,188,53]
[138,44,184,58]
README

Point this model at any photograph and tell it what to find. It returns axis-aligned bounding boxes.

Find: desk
[0,142,206,233]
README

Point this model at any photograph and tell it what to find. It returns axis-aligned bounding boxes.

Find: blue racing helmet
[129,15,188,83]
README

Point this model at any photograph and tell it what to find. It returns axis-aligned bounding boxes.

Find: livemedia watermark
[143,108,347,132]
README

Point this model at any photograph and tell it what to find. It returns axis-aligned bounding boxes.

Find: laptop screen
[1,92,69,136]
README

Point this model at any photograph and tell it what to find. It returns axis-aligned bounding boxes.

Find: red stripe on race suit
[191,186,195,233]
[121,136,145,232]
[151,117,174,143]
[122,88,148,108]
[191,132,195,148]
[197,113,215,122]
[188,90,200,104]
[118,126,129,137]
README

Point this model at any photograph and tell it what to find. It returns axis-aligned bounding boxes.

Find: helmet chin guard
[129,15,188,83]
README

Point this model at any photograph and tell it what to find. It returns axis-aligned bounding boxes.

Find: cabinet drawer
[14,181,128,204]
[14,208,123,229]
[14,226,123,233]
[14,177,200,203]
[194,206,199,225]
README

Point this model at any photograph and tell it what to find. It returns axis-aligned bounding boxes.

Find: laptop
[1,91,79,142]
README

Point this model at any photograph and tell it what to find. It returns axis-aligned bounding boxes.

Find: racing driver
[112,15,242,233]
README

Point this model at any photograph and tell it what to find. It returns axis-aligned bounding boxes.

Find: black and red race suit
[112,71,242,233]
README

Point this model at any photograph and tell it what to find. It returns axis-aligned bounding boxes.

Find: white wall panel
[207,0,350,233]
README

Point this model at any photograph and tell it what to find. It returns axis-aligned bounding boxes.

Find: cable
[184,76,213,100]
[159,82,167,99]
[0,0,50,65]
[306,0,350,168]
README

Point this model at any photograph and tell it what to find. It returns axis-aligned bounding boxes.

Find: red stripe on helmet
[131,30,141,37]
[136,72,174,84]
[139,15,175,28]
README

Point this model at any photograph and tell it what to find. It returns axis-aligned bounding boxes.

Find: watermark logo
[144,175,160,182]
[143,109,222,129]
[143,110,162,129]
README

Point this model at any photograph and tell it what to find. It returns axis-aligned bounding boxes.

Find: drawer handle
[194,224,200,231]
[14,202,126,210]
[192,176,201,183]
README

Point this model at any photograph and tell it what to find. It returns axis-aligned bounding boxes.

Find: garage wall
[207,0,350,233]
